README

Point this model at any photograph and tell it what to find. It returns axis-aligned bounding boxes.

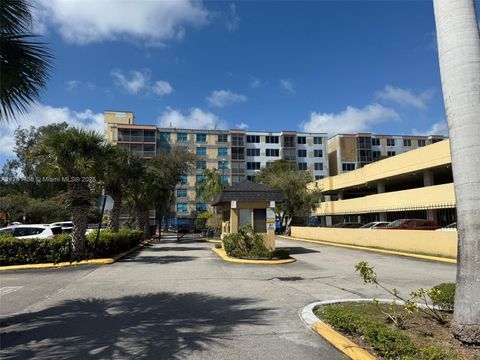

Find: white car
[0,224,63,239]
[360,221,390,229]
[50,221,73,233]
[436,222,457,232]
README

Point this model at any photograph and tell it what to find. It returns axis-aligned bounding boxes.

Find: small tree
[256,160,322,234]
[197,168,223,202]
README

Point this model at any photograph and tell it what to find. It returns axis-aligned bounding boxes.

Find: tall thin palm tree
[35,127,108,260]
[0,0,52,122]
[433,0,480,344]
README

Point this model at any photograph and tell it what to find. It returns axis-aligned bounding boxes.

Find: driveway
[0,235,456,359]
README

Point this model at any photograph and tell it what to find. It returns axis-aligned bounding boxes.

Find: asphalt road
[0,235,456,359]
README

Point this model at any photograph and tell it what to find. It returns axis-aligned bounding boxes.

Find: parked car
[381,219,438,230]
[360,221,390,229]
[0,224,63,239]
[50,221,73,233]
[332,222,363,228]
[436,222,457,231]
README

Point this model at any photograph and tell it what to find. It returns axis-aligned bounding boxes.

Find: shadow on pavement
[147,246,204,252]
[278,247,320,255]
[1,292,271,360]
[121,255,197,265]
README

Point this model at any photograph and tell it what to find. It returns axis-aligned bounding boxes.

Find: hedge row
[0,229,144,266]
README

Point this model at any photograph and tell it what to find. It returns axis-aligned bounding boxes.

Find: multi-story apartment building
[104,111,329,227]
[328,133,446,175]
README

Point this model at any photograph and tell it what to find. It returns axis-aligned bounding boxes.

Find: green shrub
[362,321,417,359]
[0,229,143,266]
[214,243,222,249]
[318,306,367,334]
[429,283,455,311]
[416,346,453,360]
[222,225,270,259]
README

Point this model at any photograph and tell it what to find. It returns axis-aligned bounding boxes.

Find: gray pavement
[0,235,456,359]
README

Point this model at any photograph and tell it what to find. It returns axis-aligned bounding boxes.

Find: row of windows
[196,147,228,156]
[161,133,230,143]
[178,174,228,186]
[176,203,207,213]
[371,138,425,147]
[196,161,229,170]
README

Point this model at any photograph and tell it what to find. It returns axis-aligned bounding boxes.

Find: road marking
[0,286,23,296]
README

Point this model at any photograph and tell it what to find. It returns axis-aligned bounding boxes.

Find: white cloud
[206,90,247,108]
[279,79,295,94]
[413,120,449,136]
[111,69,173,97]
[0,104,103,157]
[300,104,399,135]
[225,3,240,32]
[65,80,81,91]
[376,85,434,109]
[235,122,249,130]
[157,108,228,130]
[35,0,210,45]
[250,77,262,88]
[152,81,174,96]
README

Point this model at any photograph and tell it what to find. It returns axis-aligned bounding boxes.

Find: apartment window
[196,203,207,212]
[266,149,279,157]
[246,135,260,143]
[176,203,188,213]
[418,139,426,147]
[220,175,228,184]
[315,175,324,180]
[196,161,206,170]
[196,175,206,182]
[179,175,188,185]
[314,163,323,171]
[387,138,395,146]
[217,134,228,143]
[298,162,307,171]
[265,136,279,143]
[283,136,296,147]
[283,148,296,160]
[314,149,323,157]
[297,149,307,157]
[373,151,381,159]
[196,133,207,143]
[297,136,306,144]
[231,147,245,160]
[313,137,322,145]
[342,163,355,171]
[144,130,155,142]
[218,147,228,156]
[232,175,244,183]
[247,148,260,156]
[196,147,206,156]
[231,134,245,146]
[177,133,187,142]
[371,138,380,146]
[218,160,228,169]
[246,162,260,170]
[403,139,412,147]
[247,175,256,181]
[177,189,187,198]
[160,132,170,141]
[387,151,396,157]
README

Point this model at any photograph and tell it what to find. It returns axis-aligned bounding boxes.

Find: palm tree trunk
[108,190,122,232]
[68,182,90,261]
[135,202,150,238]
[433,0,480,344]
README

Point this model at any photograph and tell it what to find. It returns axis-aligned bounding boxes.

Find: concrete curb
[0,239,153,271]
[211,247,296,265]
[207,239,222,243]
[279,235,456,264]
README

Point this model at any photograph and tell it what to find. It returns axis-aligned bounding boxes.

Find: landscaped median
[212,246,295,265]
[0,229,150,271]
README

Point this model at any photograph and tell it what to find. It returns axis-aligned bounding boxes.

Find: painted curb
[211,247,296,265]
[207,239,222,243]
[279,235,456,264]
[0,240,153,271]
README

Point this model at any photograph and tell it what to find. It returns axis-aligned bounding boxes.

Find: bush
[214,243,222,249]
[318,306,367,334]
[430,283,455,311]
[223,225,270,259]
[0,229,144,266]
[362,322,417,359]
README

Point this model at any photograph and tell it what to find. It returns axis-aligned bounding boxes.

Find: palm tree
[197,168,223,203]
[433,0,480,344]
[35,127,108,260]
[0,0,52,122]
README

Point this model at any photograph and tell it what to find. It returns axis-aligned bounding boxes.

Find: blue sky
[2,0,475,166]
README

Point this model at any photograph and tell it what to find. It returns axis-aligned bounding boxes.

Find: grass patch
[315,302,479,360]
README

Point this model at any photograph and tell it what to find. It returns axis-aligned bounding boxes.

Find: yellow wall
[315,183,455,215]
[313,140,451,192]
[291,226,457,258]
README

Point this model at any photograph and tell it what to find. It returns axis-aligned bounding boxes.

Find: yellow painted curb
[279,236,456,264]
[312,321,377,360]
[207,239,222,243]
[0,240,153,271]
[212,247,296,265]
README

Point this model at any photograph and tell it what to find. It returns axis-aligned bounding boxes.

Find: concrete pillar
[423,170,437,221]
[324,195,333,226]
[377,181,387,221]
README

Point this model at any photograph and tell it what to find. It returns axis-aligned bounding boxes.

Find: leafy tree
[256,160,322,234]
[34,127,109,260]
[197,168,223,202]
[0,0,52,122]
